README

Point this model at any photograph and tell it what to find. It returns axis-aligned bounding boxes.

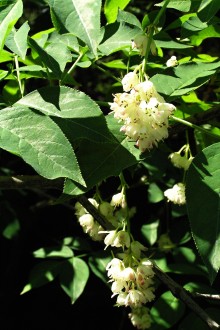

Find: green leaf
[151,291,185,329]
[186,142,220,284]
[117,10,142,29]
[47,0,102,56]
[141,219,159,246]
[63,114,142,195]
[21,260,62,294]
[104,0,131,23]
[198,0,220,22]
[154,31,192,49]
[151,61,220,99]
[0,0,23,50]
[5,21,30,60]
[155,0,192,12]
[28,37,63,79]
[189,24,220,46]
[59,257,89,304]
[148,183,164,203]
[0,105,85,184]
[33,246,74,259]
[88,251,111,284]
[0,201,20,239]
[98,22,141,55]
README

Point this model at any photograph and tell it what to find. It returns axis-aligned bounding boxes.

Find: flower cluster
[106,244,155,329]
[164,182,186,205]
[110,72,176,152]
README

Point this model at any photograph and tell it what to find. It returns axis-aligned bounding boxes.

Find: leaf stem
[171,115,220,138]
[143,0,171,72]
[60,51,85,85]
[14,55,23,97]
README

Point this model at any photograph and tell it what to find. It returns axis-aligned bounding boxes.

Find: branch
[0,175,219,329]
[192,293,220,301]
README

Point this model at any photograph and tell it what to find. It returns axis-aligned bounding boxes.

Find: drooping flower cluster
[164,182,186,205]
[110,72,176,152]
[106,241,155,329]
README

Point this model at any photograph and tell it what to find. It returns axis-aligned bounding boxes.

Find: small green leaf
[59,257,89,304]
[33,246,74,259]
[5,21,30,60]
[148,183,164,203]
[151,291,185,329]
[104,0,131,23]
[47,0,102,56]
[99,22,141,55]
[156,0,191,12]
[0,0,23,50]
[186,142,220,284]
[141,219,159,246]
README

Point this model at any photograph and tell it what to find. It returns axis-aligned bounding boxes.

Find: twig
[191,293,220,301]
[0,175,219,329]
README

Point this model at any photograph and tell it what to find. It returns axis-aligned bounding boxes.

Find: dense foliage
[0,0,220,329]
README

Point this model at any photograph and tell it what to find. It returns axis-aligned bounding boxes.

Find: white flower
[166,55,178,67]
[120,267,136,281]
[169,152,193,171]
[110,192,126,208]
[122,72,139,92]
[103,230,118,249]
[125,289,147,307]
[164,182,186,205]
[106,258,125,279]
[78,213,94,230]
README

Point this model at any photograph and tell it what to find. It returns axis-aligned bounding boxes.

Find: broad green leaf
[0,49,13,63]
[0,0,23,50]
[21,260,62,294]
[16,86,114,144]
[141,219,159,246]
[186,142,220,284]
[33,246,74,259]
[59,257,89,304]
[151,61,220,99]
[198,0,220,22]
[98,22,141,55]
[104,0,131,23]
[151,291,185,329]
[156,0,192,12]
[5,21,30,60]
[0,105,85,184]
[47,0,102,56]
[154,31,192,49]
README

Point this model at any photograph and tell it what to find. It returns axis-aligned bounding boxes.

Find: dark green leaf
[88,250,111,284]
[141,219,159,246]
[59,257,89,303]
[151,291,185,329]
[186,142,220,284]
[33,246,74,259]
[198,0,220,22]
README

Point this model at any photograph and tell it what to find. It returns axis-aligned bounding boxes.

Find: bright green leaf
[156,0,192,12]
[47,0,102,56]
[98,22,141,55]
[186,142,220,284]
[0,0,23,50]
[104,0,131,23]
[5,21,30,60]
[33,246,74,259]
[0,105,85,184]
[59,257,89,304]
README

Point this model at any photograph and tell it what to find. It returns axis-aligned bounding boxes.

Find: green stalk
[60,51,85,85]
[171,115,220,138]
[14,55,23,97]
[143,0,171,72]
